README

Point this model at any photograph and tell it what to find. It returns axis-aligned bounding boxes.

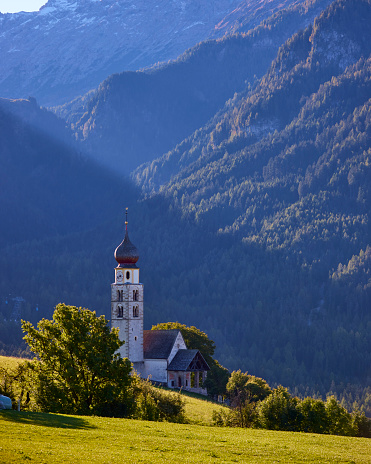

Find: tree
[297,397,328,433]
[204,360,230,398]
[325,396,355,436]
[22,303,133,415]
[257,386,301,431]
[0,361,30,410]
[227,370,272,404]
[226,370,272,427]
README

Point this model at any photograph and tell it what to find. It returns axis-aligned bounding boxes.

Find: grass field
[1,410,370,464]
[0,355,26,371]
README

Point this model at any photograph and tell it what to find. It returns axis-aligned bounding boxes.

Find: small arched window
[133,306,139,317]
[118,306,123,318]
[133,290,139,301]
[126,271,131,280]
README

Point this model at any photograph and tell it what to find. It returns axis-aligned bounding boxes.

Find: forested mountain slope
[131,0,371,391]
[136,0,371,192]
[0,98,130,249]
[56,0,333,175]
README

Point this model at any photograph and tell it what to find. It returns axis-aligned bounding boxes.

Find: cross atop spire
[125,207,128,231]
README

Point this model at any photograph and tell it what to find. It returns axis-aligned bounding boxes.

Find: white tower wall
[111,266,143,362]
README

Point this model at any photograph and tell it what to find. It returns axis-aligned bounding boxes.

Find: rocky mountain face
[0,0,241,106]
[56,0,332,175]
[0,0,320,107]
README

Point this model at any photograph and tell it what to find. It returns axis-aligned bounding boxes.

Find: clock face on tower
[116,271,123,283]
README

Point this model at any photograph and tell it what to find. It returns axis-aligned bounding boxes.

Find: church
[110,212,210,394]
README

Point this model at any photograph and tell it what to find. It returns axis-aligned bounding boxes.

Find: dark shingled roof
[143,330,181,359]
[168,349,210,371]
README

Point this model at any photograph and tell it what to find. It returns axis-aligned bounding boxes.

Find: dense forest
[132,0,371,395]
[0,0,370,409]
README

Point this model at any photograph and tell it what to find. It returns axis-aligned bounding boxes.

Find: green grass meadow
[1,356,370,463]
[1,410,370,464]
[0,355,25,371]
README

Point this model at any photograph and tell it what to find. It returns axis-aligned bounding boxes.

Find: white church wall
[144,359,168,383]
[168,332,187,364]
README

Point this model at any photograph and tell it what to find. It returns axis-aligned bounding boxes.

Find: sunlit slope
[1,410,370,464]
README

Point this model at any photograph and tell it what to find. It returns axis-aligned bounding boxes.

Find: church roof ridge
[167,349,210,371]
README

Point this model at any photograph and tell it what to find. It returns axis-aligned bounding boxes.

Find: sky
[0,0,47,13]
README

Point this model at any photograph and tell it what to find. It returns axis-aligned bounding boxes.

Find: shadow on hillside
[0,410,96,429]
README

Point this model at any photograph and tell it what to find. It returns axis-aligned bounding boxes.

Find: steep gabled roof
[143,329,181,359]
[168,349,210,371]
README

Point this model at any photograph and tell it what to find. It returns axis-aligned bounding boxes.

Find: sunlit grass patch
[0,355,26,370]
[1,410,370,464]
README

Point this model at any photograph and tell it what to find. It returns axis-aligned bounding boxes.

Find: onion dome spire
[114,208,139,267]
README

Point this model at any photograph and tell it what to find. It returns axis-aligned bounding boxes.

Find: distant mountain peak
[0,0,241,105]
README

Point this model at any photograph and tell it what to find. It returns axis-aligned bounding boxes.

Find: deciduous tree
[22,303,133,415]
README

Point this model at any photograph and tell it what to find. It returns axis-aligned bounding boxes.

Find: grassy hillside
[1,410,370,464]
[0,355,25,371]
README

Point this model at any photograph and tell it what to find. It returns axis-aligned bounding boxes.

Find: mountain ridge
[56,0,333,175]
[0,0,241,105]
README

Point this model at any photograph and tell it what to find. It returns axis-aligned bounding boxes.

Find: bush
[134,380,185,423]
[297,397,328,433]
[257,386,301,431]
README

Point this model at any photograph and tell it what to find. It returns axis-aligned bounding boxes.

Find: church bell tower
[111,209,143,365]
